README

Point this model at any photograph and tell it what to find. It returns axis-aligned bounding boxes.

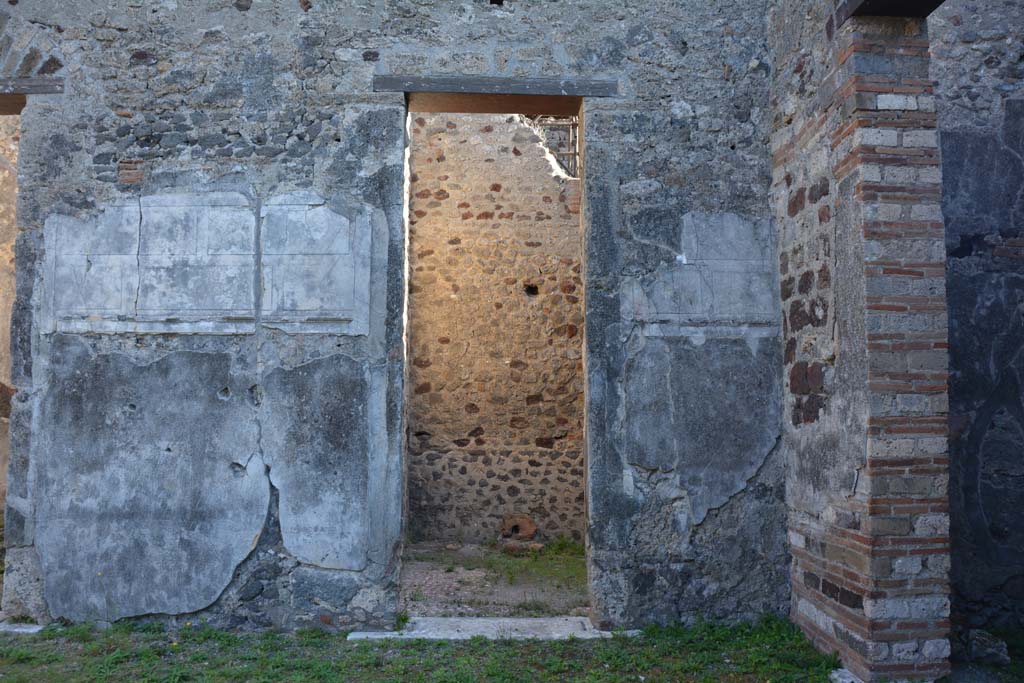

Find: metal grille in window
[529,115,579,178]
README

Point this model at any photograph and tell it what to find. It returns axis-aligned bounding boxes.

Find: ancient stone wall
[0,5,406,629]
[0,0,787,631]
[930,0,1024,631]
[406,114,584,544]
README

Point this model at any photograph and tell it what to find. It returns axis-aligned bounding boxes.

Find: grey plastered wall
[0,3,407,627]
[930,0,1024,630]
[578,0,788,621]
[3,0,785,628]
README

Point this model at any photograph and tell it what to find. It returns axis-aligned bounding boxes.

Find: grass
[983,628,1024,683]
[417,537,587,592]
[0,615,839,683]
[395,611,410,631]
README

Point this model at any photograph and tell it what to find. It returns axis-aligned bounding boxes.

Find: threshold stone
[348,616,638,641]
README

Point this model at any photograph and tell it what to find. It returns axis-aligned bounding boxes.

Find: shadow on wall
[930,0,1024,632]
[943,99,1024,630]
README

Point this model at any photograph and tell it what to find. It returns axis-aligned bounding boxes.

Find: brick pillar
[847,20,951,682]
[776,16,951,683]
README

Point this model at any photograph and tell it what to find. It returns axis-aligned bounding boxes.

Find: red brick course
[773,16,950,681]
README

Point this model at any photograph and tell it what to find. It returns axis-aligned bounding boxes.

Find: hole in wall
[523,283,539,296]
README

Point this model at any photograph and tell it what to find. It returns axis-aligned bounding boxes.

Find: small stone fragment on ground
[965,629,1011,667]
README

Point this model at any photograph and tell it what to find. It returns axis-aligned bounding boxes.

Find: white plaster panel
[260,193,372,335]
[43,194,256,334]
[136,257,256,318]
[43,192,373,336]
[622,211,778,338]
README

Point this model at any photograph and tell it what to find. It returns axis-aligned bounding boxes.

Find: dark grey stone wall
[0,0,787,629]
[0,4,406,628]
[931,0,1024,630]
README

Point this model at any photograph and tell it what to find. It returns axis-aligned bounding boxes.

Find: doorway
[400,93,587,618]
[0,114,19,605]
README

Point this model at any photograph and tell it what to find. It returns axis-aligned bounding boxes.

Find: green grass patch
[543,536,585,557]
[395,611,410,630]
[986,628,1024,683]
[0,614,838,683]
[415,541,587,592]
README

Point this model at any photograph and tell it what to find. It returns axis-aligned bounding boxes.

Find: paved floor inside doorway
[398,541,589,618]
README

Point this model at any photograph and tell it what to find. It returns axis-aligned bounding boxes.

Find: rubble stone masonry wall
[930,0,1024,631]
[406,114,585,543]
[0,0,789,632]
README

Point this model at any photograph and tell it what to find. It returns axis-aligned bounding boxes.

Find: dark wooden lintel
[374,75,617,98]
[0,94,26,115]
[835,0,946,28]
[0,77,65,95]
[407,92,581,116]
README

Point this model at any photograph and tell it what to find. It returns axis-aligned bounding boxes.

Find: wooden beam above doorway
[406,92,581,117]
[0,77,65,115]
[835,0,946,27]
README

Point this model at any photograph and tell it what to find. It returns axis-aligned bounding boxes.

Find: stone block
[877,94,920,111]
[921,638,950,660]
[0,546,48,621]
[864,595,950,620]
[893,555,923,576]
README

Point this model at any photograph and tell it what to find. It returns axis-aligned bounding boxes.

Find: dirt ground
[399,542,589,618]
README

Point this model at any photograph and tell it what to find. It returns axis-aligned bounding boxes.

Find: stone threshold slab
[348,616,636,641]
[0,621,45,634]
